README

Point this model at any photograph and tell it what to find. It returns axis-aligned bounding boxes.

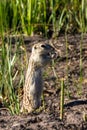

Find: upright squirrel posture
[21,43,55,113]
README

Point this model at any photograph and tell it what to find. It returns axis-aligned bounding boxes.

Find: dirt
[0,34,87,130]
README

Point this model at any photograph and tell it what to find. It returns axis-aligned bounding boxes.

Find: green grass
[77,33,83,95]
[0,0,87,35]
[60,78,65,120]
[65,29,70,98]
[1,41,17,114]
[0,34,26,114]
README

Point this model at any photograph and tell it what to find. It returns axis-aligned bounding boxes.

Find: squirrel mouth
[49,51,56,59]
[41,47,56,60]
[42,52,56,60]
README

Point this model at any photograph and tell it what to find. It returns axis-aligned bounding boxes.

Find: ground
[0,34,87,130]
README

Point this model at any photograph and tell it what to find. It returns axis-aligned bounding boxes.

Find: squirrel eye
[41,44,46,48]
[41,44,52,50]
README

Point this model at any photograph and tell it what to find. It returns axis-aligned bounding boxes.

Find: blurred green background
[0,0,87,36]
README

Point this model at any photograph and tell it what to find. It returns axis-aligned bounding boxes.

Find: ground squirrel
[21,42,55,113]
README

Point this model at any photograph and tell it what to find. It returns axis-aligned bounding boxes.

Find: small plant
[77,33,83,95]
[83,112,87,122]
[65,31,70,98]
[60,78,65,120]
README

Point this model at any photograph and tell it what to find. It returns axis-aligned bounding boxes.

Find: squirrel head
[31,43,56,67]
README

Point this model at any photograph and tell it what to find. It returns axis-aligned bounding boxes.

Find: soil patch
[0,34,87,130]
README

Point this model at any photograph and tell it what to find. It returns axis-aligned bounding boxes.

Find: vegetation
[60,78,65,120]
[0,0,87,36]
[0,0,86,114]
